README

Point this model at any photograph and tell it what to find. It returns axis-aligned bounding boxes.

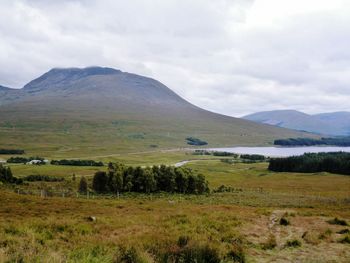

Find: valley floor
[0,152,349,262]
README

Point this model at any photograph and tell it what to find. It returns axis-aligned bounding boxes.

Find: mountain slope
[0,67,313,157]
[244,110,350,136]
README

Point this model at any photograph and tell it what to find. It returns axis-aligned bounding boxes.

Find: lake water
[207,146,350,157]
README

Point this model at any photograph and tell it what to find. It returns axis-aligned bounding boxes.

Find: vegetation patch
[285,239,301,248]
[51,159,104,166]
[274,137,350,146]
[186,137,208,146]
[339,235,350,244]
[337,229,350,234]
[327,217,348,226]
[7,156,46,164]
[279,217,290,226]
[0,149,25,155]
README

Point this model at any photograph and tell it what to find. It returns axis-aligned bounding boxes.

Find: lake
[207,146,350,157]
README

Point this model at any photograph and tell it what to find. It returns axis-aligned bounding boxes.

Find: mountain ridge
[244,110,350,136]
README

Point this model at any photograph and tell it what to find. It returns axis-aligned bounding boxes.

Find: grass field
[1,152,350,262]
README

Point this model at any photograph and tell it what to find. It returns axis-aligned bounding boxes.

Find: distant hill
[0,67,312,157]
[243,110,350,136]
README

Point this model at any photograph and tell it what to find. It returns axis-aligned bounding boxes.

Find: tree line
[0,165,21,184]
[0,149,25,155]
[274,137,350,146]
[6,156,45,164]
[90,163,209,195]
[240,154,266,161]
[51,159,104,166]
[268,152,350,175]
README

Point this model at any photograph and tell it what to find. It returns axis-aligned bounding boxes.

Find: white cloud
[0,0,349,116]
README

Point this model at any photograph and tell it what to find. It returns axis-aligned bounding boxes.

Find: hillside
[0,67,312,157]
[244,110,350,136]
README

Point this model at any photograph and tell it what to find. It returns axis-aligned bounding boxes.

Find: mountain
[0,67,313,157]
[243,110,350,136]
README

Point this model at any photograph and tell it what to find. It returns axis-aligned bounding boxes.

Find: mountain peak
[23,66,121,91]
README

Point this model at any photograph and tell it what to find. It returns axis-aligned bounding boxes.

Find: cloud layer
[1,0,349,116]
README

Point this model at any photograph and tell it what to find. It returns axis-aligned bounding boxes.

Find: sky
[0,0,350,117]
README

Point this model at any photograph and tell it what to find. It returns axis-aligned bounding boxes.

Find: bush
[279,217,290,226]
[285,239,301,248]
[327,217,348,226]
[339,235,350,244]
[337,229,350,234]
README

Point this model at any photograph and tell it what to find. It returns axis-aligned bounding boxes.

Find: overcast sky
[1,0,350,116]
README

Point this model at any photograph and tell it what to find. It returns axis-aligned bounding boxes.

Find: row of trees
[6,156,45,164]
[51,159,103,166]
[274,137,350,146]
[0,149,24,155]
[268,152,350,175]
[240,154,266,161]
[91,163,209,195]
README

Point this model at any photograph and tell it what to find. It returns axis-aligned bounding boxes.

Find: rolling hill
[244,110,350,136]
[0,67,313,157]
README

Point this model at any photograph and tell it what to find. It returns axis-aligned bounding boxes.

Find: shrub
[177,236,190,248]
[337,229,350,234]
[285,239,301,248]
[339,235,350,244]
[279,217,290,226]
[327,217,348,226]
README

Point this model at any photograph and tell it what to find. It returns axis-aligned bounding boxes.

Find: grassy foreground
[0,153,350,262]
